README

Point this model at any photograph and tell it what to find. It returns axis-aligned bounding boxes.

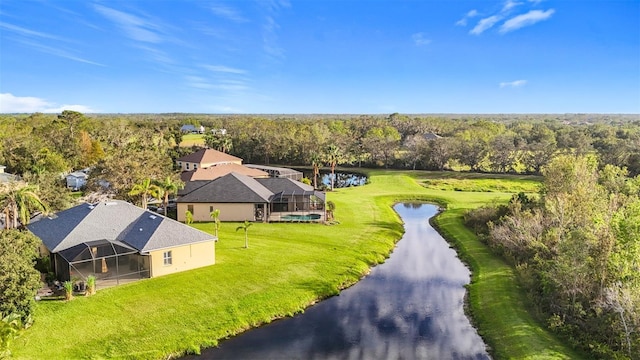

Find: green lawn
[179,134,205,147]
[11,170,581,359]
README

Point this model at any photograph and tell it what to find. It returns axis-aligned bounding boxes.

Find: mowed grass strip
[12,170,579,359]
[432,210,584,359]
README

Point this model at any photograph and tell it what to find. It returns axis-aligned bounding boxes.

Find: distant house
[176,148,243,172]
[0,165,18,183]
[66,170,89,190]
[177,172,326,223]
[210,128,227,135]
[27,200,216,289]
[180,124,205,134]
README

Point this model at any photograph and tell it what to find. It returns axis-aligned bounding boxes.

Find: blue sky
[1,0,638,114]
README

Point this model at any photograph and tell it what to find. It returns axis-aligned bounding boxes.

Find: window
[163,251,172,266]
[194,164,198,169]
[187,205,194,214]
[186,163,190,170]
[209,206,214,213]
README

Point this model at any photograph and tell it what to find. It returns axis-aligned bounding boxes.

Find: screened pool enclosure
[52,239,150,288]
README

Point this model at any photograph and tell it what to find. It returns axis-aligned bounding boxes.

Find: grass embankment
[12,170,579,359]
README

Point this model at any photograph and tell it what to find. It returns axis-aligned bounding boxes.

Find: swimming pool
[279,213,322,221]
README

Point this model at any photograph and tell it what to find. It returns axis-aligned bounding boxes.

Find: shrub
[86,275,96,296]
[63,281,73,301]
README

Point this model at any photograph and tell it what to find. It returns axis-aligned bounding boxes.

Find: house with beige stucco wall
[177,172,326,223]
[27,200,216,289]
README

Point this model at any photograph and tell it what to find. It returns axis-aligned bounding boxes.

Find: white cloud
[455,9,479,26]
[0,21,65,41]
[134,45,174,64]
[1,22,103,66]
[499,80,527,88]
[209,4,248,23]
[470,15,502,35]
[502,0,522,13]
[0,93,50,113]
[202,65,247,74]
[185,76,215,89]
[259,2,290,62]
[94,4,163,43]
[500,9,555,33]
[412,33,432,46]
[0,93,96,113]
[14,39,105,66]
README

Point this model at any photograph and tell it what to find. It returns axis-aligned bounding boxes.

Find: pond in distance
[303,170,367,188]
[185,203,490,360]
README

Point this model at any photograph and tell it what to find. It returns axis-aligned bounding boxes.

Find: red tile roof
[181,163,269,182]
[176,149,242,165]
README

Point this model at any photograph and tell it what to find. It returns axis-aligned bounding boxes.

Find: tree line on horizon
[1,111,639,197]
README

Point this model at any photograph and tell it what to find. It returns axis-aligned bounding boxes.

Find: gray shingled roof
[178,172,272,203]
[27,200,215,254]
[256,177,313,193]
[178,180,210,196]
[256,178,326,202]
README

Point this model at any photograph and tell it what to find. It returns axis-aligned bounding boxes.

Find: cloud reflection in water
[189,203,490,360]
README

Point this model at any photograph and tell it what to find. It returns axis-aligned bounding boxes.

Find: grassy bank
[432,210,583,359]
[12,170,579,359]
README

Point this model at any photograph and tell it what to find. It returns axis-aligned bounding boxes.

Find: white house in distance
[180,124,205,134]
[66,170,89,190]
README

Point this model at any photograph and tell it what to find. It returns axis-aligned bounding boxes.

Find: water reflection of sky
[186,203,490,360]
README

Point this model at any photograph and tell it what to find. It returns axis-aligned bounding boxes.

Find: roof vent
[149,215,157,220]
[139,228,143,231]
[105,202,118,206]
[88,206,94,210]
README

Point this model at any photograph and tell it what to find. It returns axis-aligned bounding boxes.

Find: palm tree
[210,209,221,237]
[0,182,47,229]
[154,176,183,216]
[128,178,161,210]
[326,200,336,221]
[236,220,253,249]
[310,153,322,189]
[325,144,343,191]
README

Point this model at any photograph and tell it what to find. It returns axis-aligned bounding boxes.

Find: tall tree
[325,144,343,191]
[154,176,183,217]
[128,178,162,210]
[310,153,322,189]
[204,133,233,153]
[0,182,47,229]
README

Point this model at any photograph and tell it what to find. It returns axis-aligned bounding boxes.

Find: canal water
[187,203,490,360]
